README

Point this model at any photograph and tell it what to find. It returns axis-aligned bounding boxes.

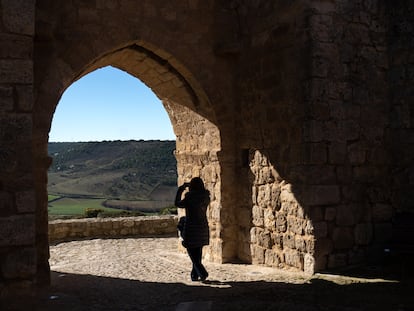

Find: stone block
[250,227,262,244]
[2,0,35,35]
[303,142,327,164]
[1,247,36,279]
[295,235,306,252]
[304,219,314,235]
[252,205,264,227]
[0,191,14,213]
[122,219,134,228]
[270,183,281,210]
[250,244,265,264]
[0,60,33,84]
[0,86,13,112]
[333,227,354,250]
[305,237,315,254]
[325,207,336,221]
[0,34,33,59]
[271,232,283,249]
[336,165,353,184]
[367,186,390,204]
[300,185,341,206]
[0,114,32,142]
[283,232,295,249]
[313,221,327,238]
[265,249,282,267]
[0,215,35,246]
[336,204,356,226]
[304,253,315,275]
[372,203,392,222]
[258,230,272,249]
[315,237,333,256]
[328,252,347,269]
[314,254,328,271]
[340,120,361,141]
[347,143,366,164]
[355,223,373,245]
[307,206,323,222]
[284,249,303,270]
[263,208,275,229]
[275,214,287,232]
[348,249,365,265]
[374,223,392,243]
[304,120,324,142]
[16,85,33,112]
[287,216,304,235]
[15,190,36,213]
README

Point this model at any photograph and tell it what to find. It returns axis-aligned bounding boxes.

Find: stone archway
[4,0,410,296]
[33,39,230,285]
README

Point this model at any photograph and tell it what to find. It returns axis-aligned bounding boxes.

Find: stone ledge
[48,215,179,243]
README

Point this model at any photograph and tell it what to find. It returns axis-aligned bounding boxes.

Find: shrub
[84,208,104,218]
[98,210,146,218]
[159,205,177,215]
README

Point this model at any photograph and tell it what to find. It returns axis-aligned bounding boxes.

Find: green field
[48,197,122,216]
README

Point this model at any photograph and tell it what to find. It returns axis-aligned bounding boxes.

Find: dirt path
[4,237,413,310]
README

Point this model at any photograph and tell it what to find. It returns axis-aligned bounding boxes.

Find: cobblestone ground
[4,237,414,310]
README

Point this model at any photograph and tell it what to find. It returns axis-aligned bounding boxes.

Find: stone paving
[3,237,413,311]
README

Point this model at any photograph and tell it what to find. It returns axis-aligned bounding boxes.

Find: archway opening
[47,66,178,220]
[38,44,224,286]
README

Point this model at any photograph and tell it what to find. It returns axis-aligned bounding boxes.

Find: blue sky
[49,66,175,142]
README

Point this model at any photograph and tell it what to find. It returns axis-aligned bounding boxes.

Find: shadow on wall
[246,148,383,274]
[4,270,411,310]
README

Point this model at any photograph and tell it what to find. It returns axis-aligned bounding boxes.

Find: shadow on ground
[3,265,413,311]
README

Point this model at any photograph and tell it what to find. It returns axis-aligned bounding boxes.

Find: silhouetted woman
[175,177,210,281]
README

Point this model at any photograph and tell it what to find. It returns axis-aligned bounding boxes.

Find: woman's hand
[179,183,190,190]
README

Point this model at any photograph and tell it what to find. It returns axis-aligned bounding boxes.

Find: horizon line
[48,139,176,143]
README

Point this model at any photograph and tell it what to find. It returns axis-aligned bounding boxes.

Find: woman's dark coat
[175,189,210,248]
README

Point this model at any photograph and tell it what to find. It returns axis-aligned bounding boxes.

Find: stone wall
[302,0,390,270]
[235,1,395,272]
[48,216,178,243]
[0,0,38,295]
[1,0,414,296]
[388,1,414,215]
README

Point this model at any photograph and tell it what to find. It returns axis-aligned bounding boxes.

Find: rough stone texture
[0,0,413,296]
[48,216,178,243]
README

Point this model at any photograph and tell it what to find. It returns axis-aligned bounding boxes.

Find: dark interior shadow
[3,271,413,311]
[317,253,414,283]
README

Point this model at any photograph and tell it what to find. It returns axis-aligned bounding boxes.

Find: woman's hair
[189,177,205,191]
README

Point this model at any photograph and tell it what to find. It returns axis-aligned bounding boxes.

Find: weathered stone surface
[300,185,341,206]
[374,223,392,243]
[328,252,347,269]
[15,190,36,213]
[0,86,13,112]
[0,60,33,84]
[354,223,373,246]
[1,0,413,293]
[0,191,14,213]
[304,253,315,275]
[0,34,33,59]
[16,85,33,112]
[0,115,32,142]
[336,205,356,226]
[0,215,35,246]
[1,247,36,279]
[332,228,354,250]
[48,216,178,243]
[372,203,393,222]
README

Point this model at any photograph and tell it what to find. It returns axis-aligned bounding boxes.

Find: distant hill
[48,140,177,201]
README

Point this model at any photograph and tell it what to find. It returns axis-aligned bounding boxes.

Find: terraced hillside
[48,140,177,202]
